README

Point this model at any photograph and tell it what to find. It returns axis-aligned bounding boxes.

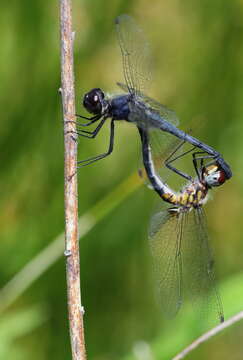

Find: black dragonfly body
[76,15,232,181]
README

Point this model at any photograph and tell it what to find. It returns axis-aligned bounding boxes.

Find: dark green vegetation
[1,0,243,359]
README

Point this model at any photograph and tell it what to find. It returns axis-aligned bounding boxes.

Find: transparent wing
[117,82,179,126]
[149,208,183,317]
[150,129,185,184]
[115,15,152,96]
[182,207,224,324]
[138,131,182,190]
[138,126,191,192]
[149,206,224,324]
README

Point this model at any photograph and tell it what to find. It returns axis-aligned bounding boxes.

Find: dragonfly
[139,127,225,323]
[76,14,232,181]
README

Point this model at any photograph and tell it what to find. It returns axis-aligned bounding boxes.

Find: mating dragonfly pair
[76,15,232,324]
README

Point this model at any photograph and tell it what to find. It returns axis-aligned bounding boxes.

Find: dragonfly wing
[115,15,152,96]
[182,207,224,324]
[137,124,191,193]
[149,208,184,317]
[117,82,179,126]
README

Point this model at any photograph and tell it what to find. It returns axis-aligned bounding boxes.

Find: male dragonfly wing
[149,205,224,324]
[115,14,152,96]
[117,82,179,126]
[116,15,179,131]
[138,129,186,188]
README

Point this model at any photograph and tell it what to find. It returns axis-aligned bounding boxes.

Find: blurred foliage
[0,0,243,359]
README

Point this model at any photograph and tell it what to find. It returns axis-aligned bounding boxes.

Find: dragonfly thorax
[162,180,208,209]
[178,181,208,208]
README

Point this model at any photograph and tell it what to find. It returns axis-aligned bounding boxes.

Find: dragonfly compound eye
[83,88,105,115]
[203,164,226,187]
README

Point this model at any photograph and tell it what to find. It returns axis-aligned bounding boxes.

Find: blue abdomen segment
[110,95,130,120]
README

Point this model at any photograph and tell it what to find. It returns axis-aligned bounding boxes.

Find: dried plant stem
[172,311,243,360]
[59,0,86,359]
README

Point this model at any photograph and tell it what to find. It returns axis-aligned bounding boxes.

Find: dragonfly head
[202,162,226,187]
[83,88,107,115]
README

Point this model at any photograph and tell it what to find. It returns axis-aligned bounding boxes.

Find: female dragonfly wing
[185,207,224,324]
[149,207,183,317]
[149,205,224,324]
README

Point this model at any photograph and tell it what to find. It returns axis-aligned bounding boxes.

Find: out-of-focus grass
[0,171,143,313]
[1,0,243,359]
[123,271,243,360]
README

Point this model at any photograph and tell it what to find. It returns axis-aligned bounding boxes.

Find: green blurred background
[1,0,243,359]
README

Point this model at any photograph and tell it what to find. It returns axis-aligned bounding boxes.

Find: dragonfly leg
[76,113,100,121]
[192,152,217,180]
[65,114,101,128]
[77,119,115,167]
[74,117,107,138]
[165,140,196,181]
[75,114,101,126]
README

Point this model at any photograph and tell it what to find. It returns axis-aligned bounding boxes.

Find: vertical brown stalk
[59,0,86,359]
